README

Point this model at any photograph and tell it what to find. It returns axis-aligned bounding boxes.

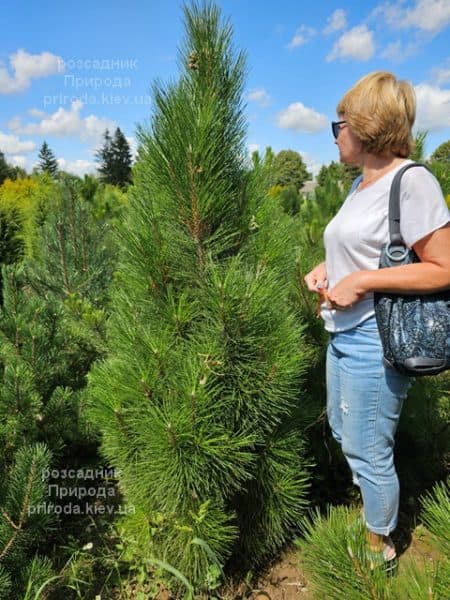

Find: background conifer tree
[0,180,117,597]
[0,151,13,185]
[95,127,132,189]
[316,160,361,192]
[87,1,314,590]
[0,444,54,598]
[37,141,58,177]
[95,130,113,183]
[0,206,23,308]
[0,181,115,464]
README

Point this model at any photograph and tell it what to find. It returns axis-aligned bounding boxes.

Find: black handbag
[374,162,450,377]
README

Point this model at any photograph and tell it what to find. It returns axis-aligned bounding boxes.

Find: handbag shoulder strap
[388,162,431,245]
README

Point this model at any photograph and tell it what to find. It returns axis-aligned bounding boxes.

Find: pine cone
[188,51,199,70]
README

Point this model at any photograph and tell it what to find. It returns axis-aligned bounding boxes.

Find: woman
[305,71,450,573]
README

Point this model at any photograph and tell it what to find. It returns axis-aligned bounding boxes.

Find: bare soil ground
[222,522,441,600]
[151,499,442,600]
[245,548,312,600]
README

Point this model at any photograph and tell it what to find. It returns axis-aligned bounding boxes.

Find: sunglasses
[331,120,346,139]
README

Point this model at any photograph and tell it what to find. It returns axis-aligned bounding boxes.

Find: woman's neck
[358,154,407,190]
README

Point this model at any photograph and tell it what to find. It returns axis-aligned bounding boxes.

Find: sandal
[347,518,398,578]
[366,535,398,577]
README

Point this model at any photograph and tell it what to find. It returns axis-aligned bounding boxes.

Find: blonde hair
[336,71,416,158]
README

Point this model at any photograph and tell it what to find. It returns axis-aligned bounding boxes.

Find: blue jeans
[326,315,412,536]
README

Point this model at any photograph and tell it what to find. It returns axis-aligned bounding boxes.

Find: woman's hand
[304,261,328,292]
[326,272,367,310]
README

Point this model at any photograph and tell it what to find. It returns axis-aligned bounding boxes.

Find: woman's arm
[327,224,450,310]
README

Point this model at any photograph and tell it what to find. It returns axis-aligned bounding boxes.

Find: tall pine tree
[37,141,58,177]
[95,129,113,183]
[95,127,132,189]
[87,1,313,591]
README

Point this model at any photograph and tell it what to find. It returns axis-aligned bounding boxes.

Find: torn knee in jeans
[340,398,349,415]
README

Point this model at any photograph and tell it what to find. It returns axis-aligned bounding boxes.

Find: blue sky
[1,0,450,177]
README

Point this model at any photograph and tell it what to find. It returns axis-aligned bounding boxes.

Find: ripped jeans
[326,315,412,536]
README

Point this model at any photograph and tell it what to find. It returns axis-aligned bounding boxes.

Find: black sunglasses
[331,120,346,139]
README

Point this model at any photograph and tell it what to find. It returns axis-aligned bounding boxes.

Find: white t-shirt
[321,160,450,332]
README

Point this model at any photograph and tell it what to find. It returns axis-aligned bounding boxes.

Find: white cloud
[9,100,115,144]
[381,40,418,61]
[414,83,450,130]
[374,0,450,34]
[327,25,375,61]
[380,41,402,61]
[57,157,96,177]
[371,2,405,28]
[323,9,347,34]
[300,152,323,177]
[0,131,35,154]
[243,143,261,168]
[276,102,328,133]
[247,88,271,107]
[28,108,47,118]
[287,25,316,50]
[9,155,27,168]
[403,0,450,33]
[0,49,63,94]
[432,66,450,85]
[6,116,22,131]
[247,143,260,156]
